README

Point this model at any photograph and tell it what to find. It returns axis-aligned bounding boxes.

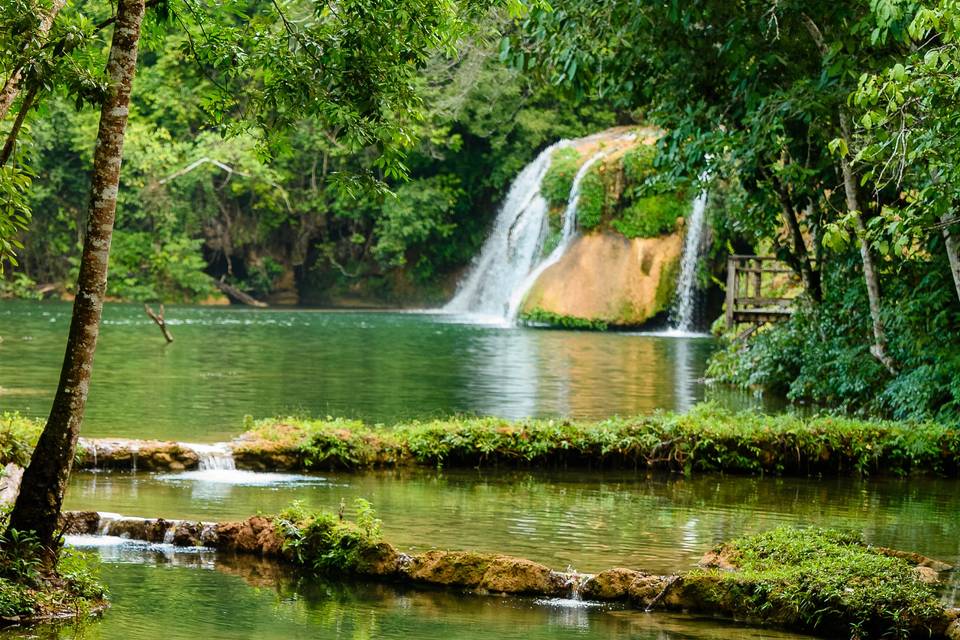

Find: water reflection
[66,469,960,596]
[0,546,816,640]
[0,301,774,441]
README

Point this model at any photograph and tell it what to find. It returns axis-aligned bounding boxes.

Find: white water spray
[182,443,236,471]
[505,151,607,321]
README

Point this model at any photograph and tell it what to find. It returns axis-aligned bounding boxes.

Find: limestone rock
[478,556,565,596]
[406,551,494,587]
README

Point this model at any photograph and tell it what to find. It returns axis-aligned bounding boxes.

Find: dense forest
[2,4,960,419]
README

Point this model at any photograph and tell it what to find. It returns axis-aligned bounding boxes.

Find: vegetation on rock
[518,307,608,331]
[232,404,960,476]
[682,527,950,638]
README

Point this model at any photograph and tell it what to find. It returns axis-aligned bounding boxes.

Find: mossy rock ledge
[60,513,960,639]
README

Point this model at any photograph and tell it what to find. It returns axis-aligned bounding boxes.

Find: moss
[237,403,960,476]
[541,147,581,208]
[0,413,43,467]
[653,253,680,314]
[681,527,949,638]
[611,194,686,238]
[518,307,609,331]
[273,499,385,574]
[575,165,607,230]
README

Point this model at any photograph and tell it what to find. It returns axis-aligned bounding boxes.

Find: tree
[7,0,146,558]
[4,0,523,564]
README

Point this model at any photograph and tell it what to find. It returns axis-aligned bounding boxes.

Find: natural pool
[0,301,772,441]
[2,301,956,638]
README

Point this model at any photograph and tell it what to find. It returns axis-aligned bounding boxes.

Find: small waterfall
[668,192,708,333]
[505,151,607,322]
[444,141,570,320]
[185,443,236,471]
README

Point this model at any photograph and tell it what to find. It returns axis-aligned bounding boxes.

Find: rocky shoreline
[60,511,960,639]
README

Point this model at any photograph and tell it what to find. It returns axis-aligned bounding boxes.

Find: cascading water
[505,151,607,322]
[666,192,708,333]
[444,141,570,320]
[444,141,609,324]
[184,443,236,471]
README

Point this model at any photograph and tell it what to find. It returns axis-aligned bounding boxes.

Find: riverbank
[43,405,958,477]
[60,508,959,639]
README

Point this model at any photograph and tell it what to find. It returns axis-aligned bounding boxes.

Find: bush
[540,147,581,208]
[274,499,383,573]
[0,412,42,467]
[575,165,606,230]
[611,194,686,238]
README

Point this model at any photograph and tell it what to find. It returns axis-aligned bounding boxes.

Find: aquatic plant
[274,499,384,574]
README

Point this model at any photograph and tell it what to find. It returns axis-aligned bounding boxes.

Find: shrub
[611,194,686,238]
[540,147,581,208]
[274,499,384,573]
[575,165,606,230]
[0,412,43,467]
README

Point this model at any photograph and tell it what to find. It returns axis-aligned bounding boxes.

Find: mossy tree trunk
[6,0,145,563]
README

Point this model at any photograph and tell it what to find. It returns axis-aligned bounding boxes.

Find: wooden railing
[725,256,801,330]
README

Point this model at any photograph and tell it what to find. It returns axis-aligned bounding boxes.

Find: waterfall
[667,192,708,333]
[505,151,607,322]
[183,443,236,471]
[444,141,570,320]
[444,142,608,324]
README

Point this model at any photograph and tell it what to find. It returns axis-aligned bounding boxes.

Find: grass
[685,527,948,638]
[235,404,960,476]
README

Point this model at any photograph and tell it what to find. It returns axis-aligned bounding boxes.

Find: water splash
[667,192,708,333]
[182,443,236,471]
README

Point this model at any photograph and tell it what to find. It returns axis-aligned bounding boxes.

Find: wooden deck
[725,256,801,332]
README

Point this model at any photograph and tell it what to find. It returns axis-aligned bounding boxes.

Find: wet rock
[356,542,402,577]
[407,551,493,587]
[173,521,202,546]
[579,568,669,602]
[946,609,960,640]
[478,556,565,596]
[698,547,739,571]
[231,442,301,471]
[580,568,640,601]
[215,516,283,557]
[0,463,23,506]
[876,547,953,573]
[60,511,100,535]
[77,438,202,471]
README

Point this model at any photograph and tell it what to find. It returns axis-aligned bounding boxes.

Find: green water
[0,559,810,640]
[0,301,768,441]
[65,469,960,578]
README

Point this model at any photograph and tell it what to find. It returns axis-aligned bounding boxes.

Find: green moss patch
[518,307,609,331]
[541,147,582,208]
[611,194,686,238]
[237,404,960,476]
[680,527,949,638]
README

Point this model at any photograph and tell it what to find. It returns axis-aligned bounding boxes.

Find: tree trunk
[0,0,67,122]
[942,214,960,305]
[6,0,145,562]
[838,111,897,376]
[770,175,822,302]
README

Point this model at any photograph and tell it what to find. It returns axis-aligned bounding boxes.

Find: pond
[0,301,772,441]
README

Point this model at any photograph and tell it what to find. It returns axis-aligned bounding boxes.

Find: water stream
[668,192,709,333]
